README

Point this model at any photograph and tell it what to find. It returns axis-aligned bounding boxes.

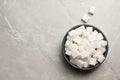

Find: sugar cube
[88,49,96,56]
[97,47,106,54]
[73,36,82,44]
[65,50,72,56]
[65,40,72,47]
[83,43,93,51]
[67,36,72,41]
[97,33,104,40]
[78,46,84,52]
[100,40,107,47]
[80,38,89,46]
[80,51,89,59]
[97,55,105,63]
[86,27,93,34]
[88,34,97,41]
[84,62,89,68]
[81,15,89,23]
[68,30,76,38]
[89,58,97,66]
[88,6,95,15]
[90,41,101,48]
[71,50,80,58]
[76,60,84,68]
[83,29,90,37]
[75,26,86,34]
[67,43,78,51]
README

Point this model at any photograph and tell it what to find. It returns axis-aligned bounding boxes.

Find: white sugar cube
[70,58,77,64]
[81,15,89,23]
[88,34,97,41]
[68,30,77,38]
[93,52,101,59]
[100,40,107,47]
[90,41,101,48]
[80,38,89,45]
[73,36,82,44]
[97,55,105,63]
[75,26,86,34]
[80,51,89,59]
[88,49,96,56]
[67,43,78,51]
[76,60,84,68]
[83,29,90,37]
[83,43,93,51]
[89,58,97,66]
[88,6,95,15]
[92,30,98,36]
[84,62,89,68]
[67,36,72,41]
[65,40,72,47]
[97,33,104,40]
[80,26,86,31]
[65,25,107,68]
[97,47,106,54]
[71,50,80,58]
[86,27,93,34]
[93,52,105,63]
[78,46,84,52]
[75,28,84,36]
[65,49,72,56]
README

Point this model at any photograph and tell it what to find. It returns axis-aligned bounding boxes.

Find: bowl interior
[61,24,109,70]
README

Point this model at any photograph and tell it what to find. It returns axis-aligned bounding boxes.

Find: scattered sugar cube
[73,36,82,44]
[81,15,89,23]
[76,60,84,68]
[89,58,97,66]
[97,33,104,40]
[88,6,95,15]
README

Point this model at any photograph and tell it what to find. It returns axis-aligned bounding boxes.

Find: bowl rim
[61,24,109,70]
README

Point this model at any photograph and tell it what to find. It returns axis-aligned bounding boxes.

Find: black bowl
[61,24,109,71]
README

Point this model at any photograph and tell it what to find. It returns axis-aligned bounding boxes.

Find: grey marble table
[0,0,120,80]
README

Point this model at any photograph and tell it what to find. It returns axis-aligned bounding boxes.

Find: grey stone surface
[0,0,120,80]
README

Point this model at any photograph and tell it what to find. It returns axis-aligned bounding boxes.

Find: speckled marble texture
[0,0,120,80]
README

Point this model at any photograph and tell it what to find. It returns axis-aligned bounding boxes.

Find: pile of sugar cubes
[65,26,107,68]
